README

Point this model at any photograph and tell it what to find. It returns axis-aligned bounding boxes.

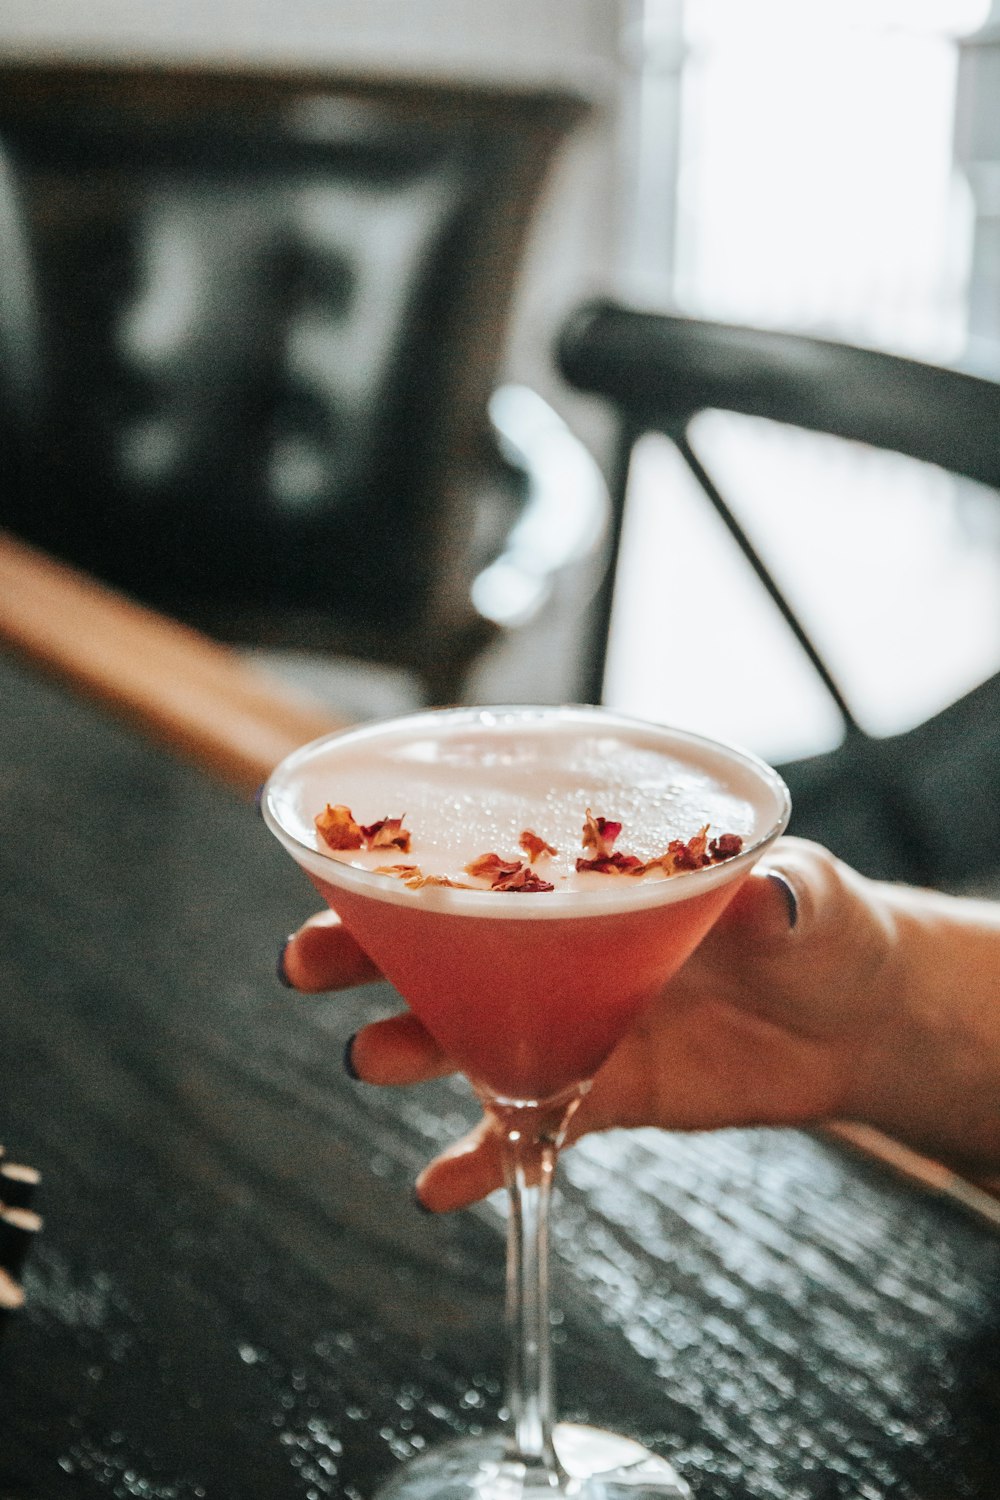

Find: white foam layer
[264,706,791,917]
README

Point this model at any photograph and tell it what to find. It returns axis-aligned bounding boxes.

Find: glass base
[374,1424,692,1500]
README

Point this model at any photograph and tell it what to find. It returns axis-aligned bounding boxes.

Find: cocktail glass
[262,704,790,1500]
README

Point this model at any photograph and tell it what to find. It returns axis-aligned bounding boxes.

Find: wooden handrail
[0,530,343,797]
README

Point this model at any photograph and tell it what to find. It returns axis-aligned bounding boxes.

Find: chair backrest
[558,299,1000,887]
[0,61,589,702]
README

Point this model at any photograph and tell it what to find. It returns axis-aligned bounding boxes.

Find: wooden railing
[0,530,341,798]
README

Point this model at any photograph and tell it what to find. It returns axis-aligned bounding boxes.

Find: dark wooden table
[2,650,1000,1500]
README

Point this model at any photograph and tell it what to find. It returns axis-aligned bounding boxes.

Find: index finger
[280,909,382,993]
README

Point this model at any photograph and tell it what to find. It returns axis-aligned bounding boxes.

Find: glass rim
[261,703,792,917]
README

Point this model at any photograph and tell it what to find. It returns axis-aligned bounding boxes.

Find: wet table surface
[2,651,1000,1500]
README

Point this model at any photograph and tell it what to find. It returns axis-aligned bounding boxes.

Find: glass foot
[374,1424,692,1500]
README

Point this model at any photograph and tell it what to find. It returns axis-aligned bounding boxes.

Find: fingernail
[254,783,265,816]
[412,1186,434,1215]
[343,1033,361,1080]
[276,936,295,988]
[766,872,798,929]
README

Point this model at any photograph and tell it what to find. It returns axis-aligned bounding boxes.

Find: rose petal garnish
[374,863,472,889]
[642,829,710,876]
[464,851,555,892]
[464,852,524,882]
[709,833,744,861]
[362,817,412,852]
[575,819,744,878]
[575,851,644,875]
[581,809,622,858]
[315,803,365,850]
[687,826,710,863]
[316,804,412,853]
[637,827,744,877]
[519,829,557,862]
[492,864,555,893]
[668,826,711,871]
[323,802,740,891]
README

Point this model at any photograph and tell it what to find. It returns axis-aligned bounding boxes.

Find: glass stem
[488,1088,585,1476]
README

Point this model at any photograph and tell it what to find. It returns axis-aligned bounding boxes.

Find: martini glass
[262,704,790,1500]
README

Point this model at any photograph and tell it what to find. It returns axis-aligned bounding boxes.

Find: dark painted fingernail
[343,1033,361,1080]
[276,936,295,988]
[412,1187,434,1215]
[766,872,798,929]
[254,783,265,816]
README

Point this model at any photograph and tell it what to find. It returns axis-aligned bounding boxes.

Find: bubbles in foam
[289,714,768,889]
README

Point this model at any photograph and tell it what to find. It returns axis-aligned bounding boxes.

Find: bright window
[606,1,999,762]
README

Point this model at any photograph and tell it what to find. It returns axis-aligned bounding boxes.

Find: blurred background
[2,0,999,769]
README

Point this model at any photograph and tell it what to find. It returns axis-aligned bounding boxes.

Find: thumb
[705,835,894,1040]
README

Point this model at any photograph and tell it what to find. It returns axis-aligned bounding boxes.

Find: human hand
[279,837,1000,1207]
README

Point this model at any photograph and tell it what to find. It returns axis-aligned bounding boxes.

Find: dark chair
[0,61,606,707]
[558,299,1000,888]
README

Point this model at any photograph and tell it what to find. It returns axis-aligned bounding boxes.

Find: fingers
[414,1119,504,1213]
[728,836,896,1034]
[413,1097,598,1213]
[278,909,465,1164]
[347,1012,453,1087]
[754,835,885,951]
[579,993,847,1135]
[279,909,382,993]
[721,860,799,938]
[370,848,839,1215]
[716,835,848,949]
[285,840,893,1214]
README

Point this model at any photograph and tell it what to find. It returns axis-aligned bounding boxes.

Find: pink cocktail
[263,705,790,1500]
[312,876,741,1101]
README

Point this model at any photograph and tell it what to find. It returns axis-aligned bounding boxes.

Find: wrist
[844,884,1000,1171]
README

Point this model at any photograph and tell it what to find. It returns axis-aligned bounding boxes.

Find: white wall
[0,0,618,89]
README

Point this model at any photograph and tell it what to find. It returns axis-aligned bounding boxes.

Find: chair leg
[579,422,638,706]
[673,429,862,737]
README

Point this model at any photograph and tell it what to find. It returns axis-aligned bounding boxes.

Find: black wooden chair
[558,299,1000,887]
[0,61,606,708]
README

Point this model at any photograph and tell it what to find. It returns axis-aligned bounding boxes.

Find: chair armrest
[471,385,609,630]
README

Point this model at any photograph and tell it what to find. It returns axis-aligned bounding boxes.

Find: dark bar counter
[2,650,1000,1499]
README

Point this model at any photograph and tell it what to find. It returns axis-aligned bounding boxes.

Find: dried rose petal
[464,852,524,882]
[581,809,622,859]
[685,826,710,863]
[315,803,365,850]
[632,851,677,877]
[638,826,743,877]
[492,864,555,893]
[576,851,644,875]
[316,804,412,853]
[709,833,744,862]
[404,872,474,890]
[654,826,709,873]
[362,817,412,852]
[374,863,473,889]
[519,829,557,862]
[464,851,557,892]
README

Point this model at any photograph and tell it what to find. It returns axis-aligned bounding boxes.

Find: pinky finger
[415,1118,504,1213]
